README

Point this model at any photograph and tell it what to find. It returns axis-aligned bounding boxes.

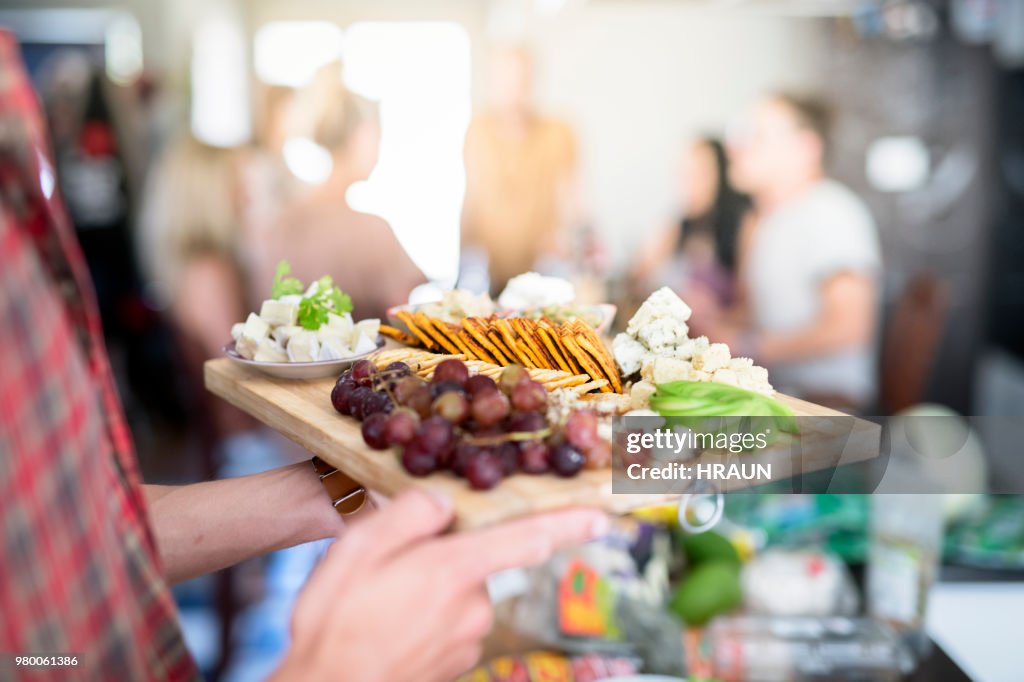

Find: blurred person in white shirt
[691,93,881,411]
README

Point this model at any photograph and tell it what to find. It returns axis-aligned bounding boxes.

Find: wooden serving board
[204,358,879,530]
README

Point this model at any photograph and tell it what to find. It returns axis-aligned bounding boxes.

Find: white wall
[526,4,829,271]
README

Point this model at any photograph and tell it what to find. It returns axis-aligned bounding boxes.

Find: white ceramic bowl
[223,336,384,380]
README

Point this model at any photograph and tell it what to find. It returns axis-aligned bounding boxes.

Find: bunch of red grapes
[330,358,610,490]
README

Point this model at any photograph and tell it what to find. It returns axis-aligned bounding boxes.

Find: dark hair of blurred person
[248,62,425,319]
[692,91,881,411]
[630,136,750,303]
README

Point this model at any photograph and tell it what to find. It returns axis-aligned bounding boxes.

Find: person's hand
[272,489,609,682]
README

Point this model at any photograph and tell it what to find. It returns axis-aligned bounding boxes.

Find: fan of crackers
[380,313,622,394]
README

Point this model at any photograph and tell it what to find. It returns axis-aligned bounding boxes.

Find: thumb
[341,487,454,563]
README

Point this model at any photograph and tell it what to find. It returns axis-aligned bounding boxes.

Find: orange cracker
[536,324,573,374]
[486,329,518,366]
[463,318,507,364]
[511,318,554,370]
[457,328,495,363]
[415,313,461,355]
[495,320,533,367]
[559,327,612,393]
[574,329,622,393]
[395,310,436,350]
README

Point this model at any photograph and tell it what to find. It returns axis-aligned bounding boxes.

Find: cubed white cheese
[278,294,302,305]
[692,342,730,373]
[254,337,288,363]
[318,335,352,361]
[626,286,692,336]
[613,333,648,376]
[737,366,773,395]
[651,357,695,385]
[711,368,740,388]
[327,312,353,339]
[287,330,320,362]
[729,356,754,370]
[635,317,689,352]
[273,325,303,345]
[353,319,380,346]
[629,380,658,410]
[230,322,245,341]
[259,299,299,327]
[236,313,270,359]
[236,336,259,359]
[353,332,378,355]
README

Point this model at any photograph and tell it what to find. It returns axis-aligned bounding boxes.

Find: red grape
[331,379,356,414]
[493,442,520,476]
[452,442,483,477]
[465,374,498,396]
[499,364,529,394]
[518,440,550,474]
[465,452,503,490]
[361,412,390,449]
[471,389,510,427]
[550,443,585,477]
[430,380,465,400]
[565,410,600,451]
[361,390,392,417]
[433,359,469,386]
[432,391,469,423]
[351,359,375,386]
[506,411,546,434]
[384,408,419,446]
[348,386,373,419]
[401,441,437,476]
[394,376,432,418]
[414,416,454,454]
[510,380,548,412]
[384,361,411,377]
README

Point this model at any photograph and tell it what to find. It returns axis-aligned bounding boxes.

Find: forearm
[756,317,870,364]
[145,462,343,584]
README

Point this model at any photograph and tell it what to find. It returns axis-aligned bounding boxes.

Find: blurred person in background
[250,62,424,320]
[461,45,581,294]
[0,33,606,681]
[692,93,881,411]
[630,136,750,304]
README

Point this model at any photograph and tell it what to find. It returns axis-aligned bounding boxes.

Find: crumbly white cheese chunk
[318,335,352,361]
[273,325,303,345]
[629,380,658,410]
[353,332,378,355]
[327,312,354,339]
[613,333,648,376]
[635,317,689,353]
[259,299,298,327]
[691,343,731,373]
[626,286,692,337]
[287,330,320,362]
[236,313,270,359]
[230,323,244,342]
[353,319,380,346]
[254,337,288,363]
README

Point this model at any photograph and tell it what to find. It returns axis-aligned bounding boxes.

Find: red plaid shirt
[0,32,198,681]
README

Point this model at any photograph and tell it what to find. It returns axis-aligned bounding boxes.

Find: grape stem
[464,428,552,447]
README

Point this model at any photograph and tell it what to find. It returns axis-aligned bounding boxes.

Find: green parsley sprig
[270,260,353,330]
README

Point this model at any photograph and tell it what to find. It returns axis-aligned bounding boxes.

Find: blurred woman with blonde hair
[249,62,425,319]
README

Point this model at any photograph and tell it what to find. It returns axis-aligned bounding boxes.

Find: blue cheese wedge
[625,286,692,337]
[612,333,648,376]
[259,299,299,326]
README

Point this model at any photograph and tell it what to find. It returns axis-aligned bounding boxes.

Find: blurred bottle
[867,494,944,660]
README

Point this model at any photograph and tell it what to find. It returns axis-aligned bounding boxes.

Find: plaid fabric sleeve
[0,31,198,681]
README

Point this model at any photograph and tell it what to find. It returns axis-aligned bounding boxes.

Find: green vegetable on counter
[669,560,743,627]
[270,260,353,330]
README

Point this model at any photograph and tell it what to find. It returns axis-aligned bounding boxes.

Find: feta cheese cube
[636,318,689,353]
[272,325,303,345]
[729,357,754,370]
[353,332,378,355]
[353,319,380,346]
[287,330,320,362]
[692,343,730,373]
[236,313,270,359]
[651,357,695,385]
[254,337,288,363]
[230,322,244,341]
[318,335,352,361]
[613,333,648,376]
[259,299,298,326]
[327,312,354,339]
[626,286,692,336]
[629,380,658,410]
[711,368,740,388]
